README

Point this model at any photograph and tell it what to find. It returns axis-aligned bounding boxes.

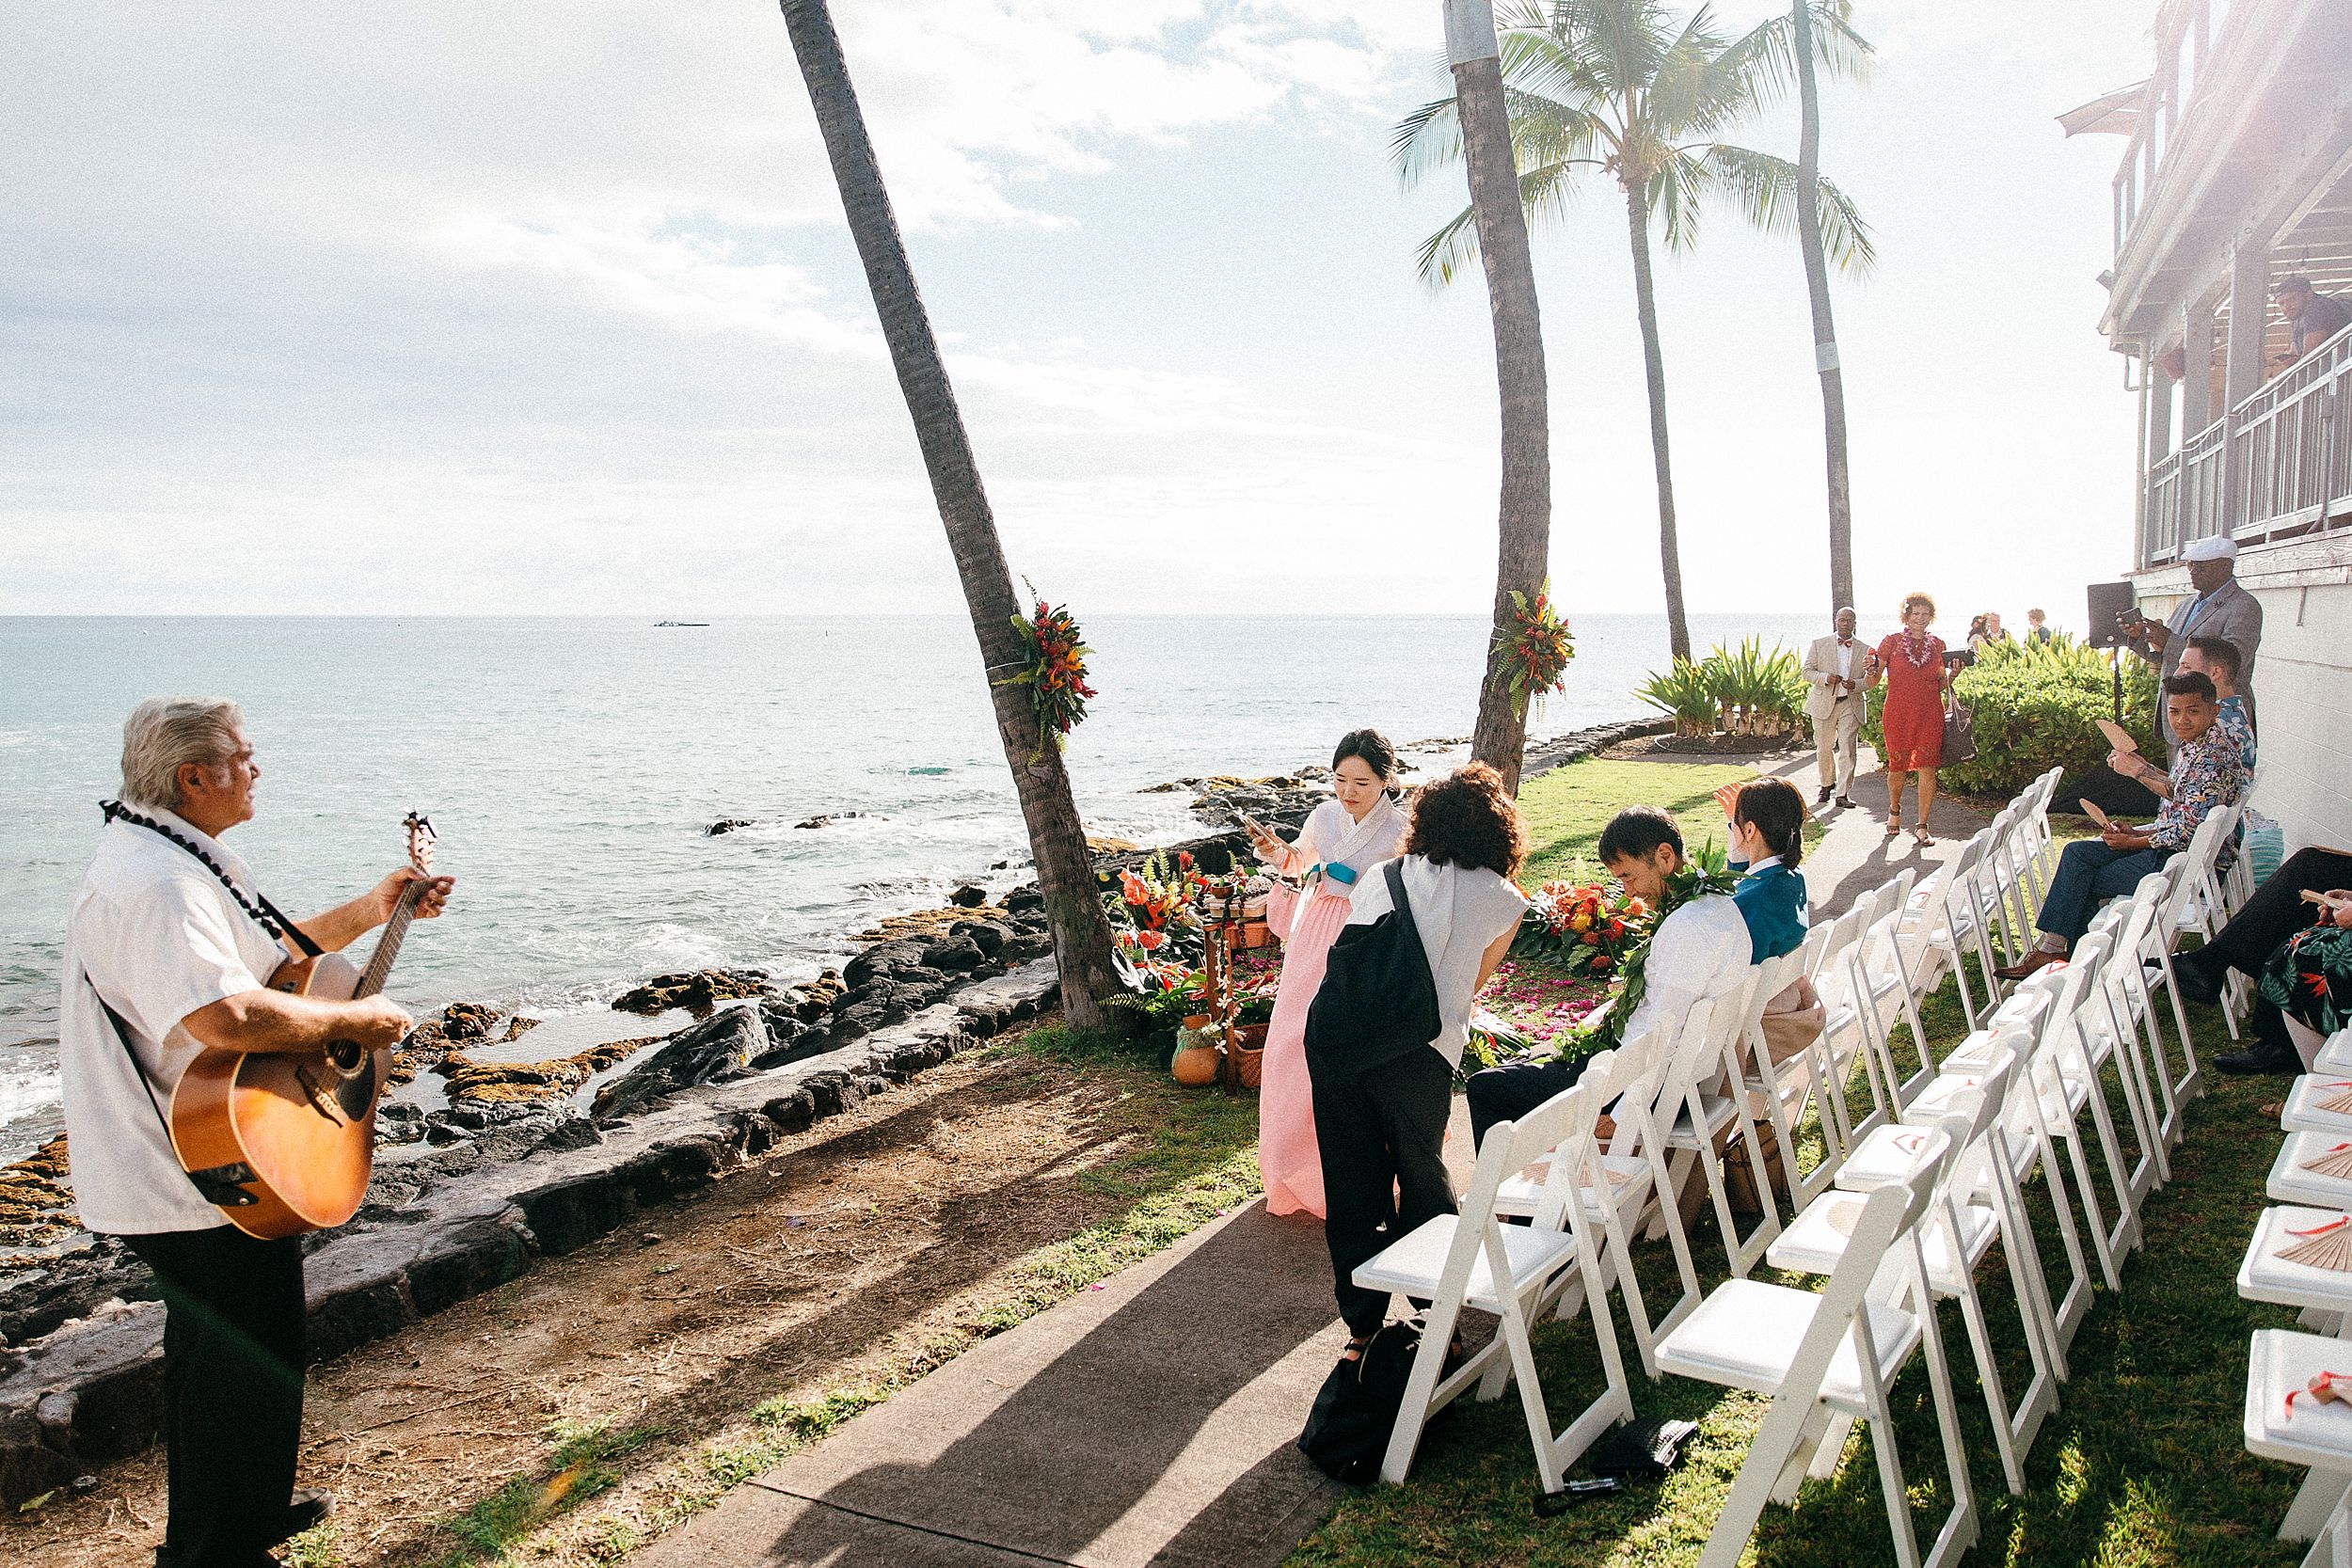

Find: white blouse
[1344,854,1529,1069]
[1282,795,1407,882]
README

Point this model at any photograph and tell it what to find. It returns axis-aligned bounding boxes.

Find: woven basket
[1232,1023,1269,1090]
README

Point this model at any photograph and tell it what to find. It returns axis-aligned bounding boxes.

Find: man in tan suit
[1802,607,1868,808]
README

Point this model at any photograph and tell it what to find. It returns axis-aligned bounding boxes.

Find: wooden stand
[1197,880,1252,1094]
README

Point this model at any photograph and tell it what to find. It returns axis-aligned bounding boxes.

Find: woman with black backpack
[1307,763,1529,1360]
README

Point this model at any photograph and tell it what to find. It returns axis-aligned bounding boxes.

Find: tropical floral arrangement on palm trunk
[1514,879,1651,975]
[1490,584,1575,719]
[998,597,1095,757]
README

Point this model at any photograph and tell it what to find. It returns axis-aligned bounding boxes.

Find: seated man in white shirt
[1466,806,1751,1147]
[61,699,451,1568]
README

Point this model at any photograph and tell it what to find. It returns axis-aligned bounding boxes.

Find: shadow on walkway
[644,1199,1345,1568]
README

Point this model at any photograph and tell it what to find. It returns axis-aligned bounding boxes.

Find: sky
[1,1,2165,626]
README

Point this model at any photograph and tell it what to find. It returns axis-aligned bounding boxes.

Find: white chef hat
[2180,535,2238,562]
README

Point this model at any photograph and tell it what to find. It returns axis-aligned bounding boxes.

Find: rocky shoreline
[0,718,1663,1502]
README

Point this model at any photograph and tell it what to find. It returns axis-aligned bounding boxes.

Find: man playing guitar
[60,699,453,1568]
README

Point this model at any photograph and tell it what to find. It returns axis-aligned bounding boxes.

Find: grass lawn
[1287,966,2306,1568]
[1518,758,1765,887]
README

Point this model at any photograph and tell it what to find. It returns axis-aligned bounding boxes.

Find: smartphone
[1235,812,1272,842]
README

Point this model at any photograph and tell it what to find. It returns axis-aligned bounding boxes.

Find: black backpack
[1304,860,1441,1078]
[1296,1318,1426,1483]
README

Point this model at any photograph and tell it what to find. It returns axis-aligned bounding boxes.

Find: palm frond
[1715,3,1873,108]
[1391,94,1464,189]
[1414,161,1588,291]
[1648,148,1710,253]
[1696,143,1876,274]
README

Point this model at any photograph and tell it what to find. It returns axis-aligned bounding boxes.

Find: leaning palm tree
[1448,0,1554,798]
[778,0,1119,1029]
[1394,0,1873,663]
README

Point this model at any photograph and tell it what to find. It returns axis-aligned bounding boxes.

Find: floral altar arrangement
[997,596,1095,758]
[1515,879,1650,975]
[1489,583,1576,719]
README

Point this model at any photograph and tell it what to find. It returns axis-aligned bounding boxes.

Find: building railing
[2143,319,2352,565]
[2114,0,2233,256]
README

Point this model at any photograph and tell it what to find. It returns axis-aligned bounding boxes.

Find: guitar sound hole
[334,1054,379,1122]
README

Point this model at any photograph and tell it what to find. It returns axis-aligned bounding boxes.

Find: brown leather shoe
[1994,950,2062,983]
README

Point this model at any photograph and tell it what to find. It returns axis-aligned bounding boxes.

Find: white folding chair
[1656,976,1784,1278]
[1740,935,1845,1209]
[1770,1055,2060,1496]
[2245,1328,2352,1549]
[2142,859,2216,1105]
[1495,1039,1703,1381]
[2241,1207,2352,1341]
[1658,1136,1979,1568]
[1354,1069,1634,1492]
[1904,833,2002,1030]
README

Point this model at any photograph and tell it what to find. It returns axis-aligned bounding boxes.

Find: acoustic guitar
[169,813,437,1239]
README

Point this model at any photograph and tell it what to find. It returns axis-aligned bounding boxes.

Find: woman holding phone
[1245,729,1408,1218]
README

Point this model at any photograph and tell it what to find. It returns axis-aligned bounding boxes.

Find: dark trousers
[2199,848,2352,976]
[2052,766,2163,819]
[1313,1046,1456,1337]
[1466,1056,1590,1151]
[2038,840,2173,947]
[123,1226,307,1568]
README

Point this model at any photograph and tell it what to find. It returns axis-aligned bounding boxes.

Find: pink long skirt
[1258,882,1355,1219]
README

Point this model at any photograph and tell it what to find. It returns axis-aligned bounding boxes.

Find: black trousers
[1466,1055,1591,1151]
[123,1226,307,1568]
[2051,765,2163,818]
[1313,1046,1456,1337]
[2198,848,2352,977]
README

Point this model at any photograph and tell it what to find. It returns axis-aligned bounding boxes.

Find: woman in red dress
[1869,593,1955,847]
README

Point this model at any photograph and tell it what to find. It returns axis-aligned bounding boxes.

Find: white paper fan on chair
[2281,1216,2352,1273]
[1824,1197,1868,1238]
[2317,1084,2352,1117]
[2301,1144,2352,1182]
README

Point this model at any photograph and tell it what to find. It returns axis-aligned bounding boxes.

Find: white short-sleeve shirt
[1621,893,1753,1046]
[58,808,290,1234]
[1344,855,1529,1069]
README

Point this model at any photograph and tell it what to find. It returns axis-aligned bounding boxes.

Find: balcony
[2143,319,2352,565]
[2109,0,2237,259]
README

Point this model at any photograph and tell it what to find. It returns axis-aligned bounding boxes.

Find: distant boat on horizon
[654,620,710,627]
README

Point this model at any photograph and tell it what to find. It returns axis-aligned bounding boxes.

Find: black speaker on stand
[2087,580,2137,724]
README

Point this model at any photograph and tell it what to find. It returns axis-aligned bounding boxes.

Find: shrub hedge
[1861,636,2159,794]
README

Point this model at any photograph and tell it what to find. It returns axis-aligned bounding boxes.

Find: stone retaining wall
[0,964,1059,1504]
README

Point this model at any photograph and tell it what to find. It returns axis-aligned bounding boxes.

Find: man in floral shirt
[1998,672,2244,980]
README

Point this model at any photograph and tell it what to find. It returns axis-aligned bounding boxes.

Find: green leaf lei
[1549,856,1740,1066]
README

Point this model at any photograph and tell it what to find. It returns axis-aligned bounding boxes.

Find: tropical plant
[1635,657,1716,736]
[1703,637,1808,734]
[780,0,1119,1027]
[1393,0,1873,662]
[1636,640,1807,736]
[1446,0,1556,797]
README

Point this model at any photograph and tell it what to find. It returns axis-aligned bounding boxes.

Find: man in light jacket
[2121,533,2264,749]
[1801,607,1868,808]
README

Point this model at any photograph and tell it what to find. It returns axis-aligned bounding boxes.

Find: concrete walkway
[639,744,1989,1568]
[639,1197,1352,1568]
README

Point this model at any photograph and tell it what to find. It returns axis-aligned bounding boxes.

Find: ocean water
[0,611,1823,1163]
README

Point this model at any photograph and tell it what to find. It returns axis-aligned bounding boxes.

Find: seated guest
[1997,673,2243,980]
[1466,806,1749,1148]
[2026,608,2056,646]
[1728,779,1809,962]
[2185,847,2352,1072]
[2105,636,2253,795]
[1315,765,1528,1359]
[2215,891,2352,1075]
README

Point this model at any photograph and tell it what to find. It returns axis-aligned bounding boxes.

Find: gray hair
[120,698,246,811]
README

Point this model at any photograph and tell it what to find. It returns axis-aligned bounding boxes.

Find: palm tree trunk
[1623,179,1691,663]
[1793,0,1855,615]
[1448,0,1552,797]
[779,0,1118,1030]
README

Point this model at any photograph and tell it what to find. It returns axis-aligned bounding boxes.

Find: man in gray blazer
[1802,607,1868,807]
[2123,533,2263,751]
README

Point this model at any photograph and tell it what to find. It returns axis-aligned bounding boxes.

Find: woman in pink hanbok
[1247,730,1407,1219]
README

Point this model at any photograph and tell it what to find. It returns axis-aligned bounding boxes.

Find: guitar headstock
[404,812,437,878]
